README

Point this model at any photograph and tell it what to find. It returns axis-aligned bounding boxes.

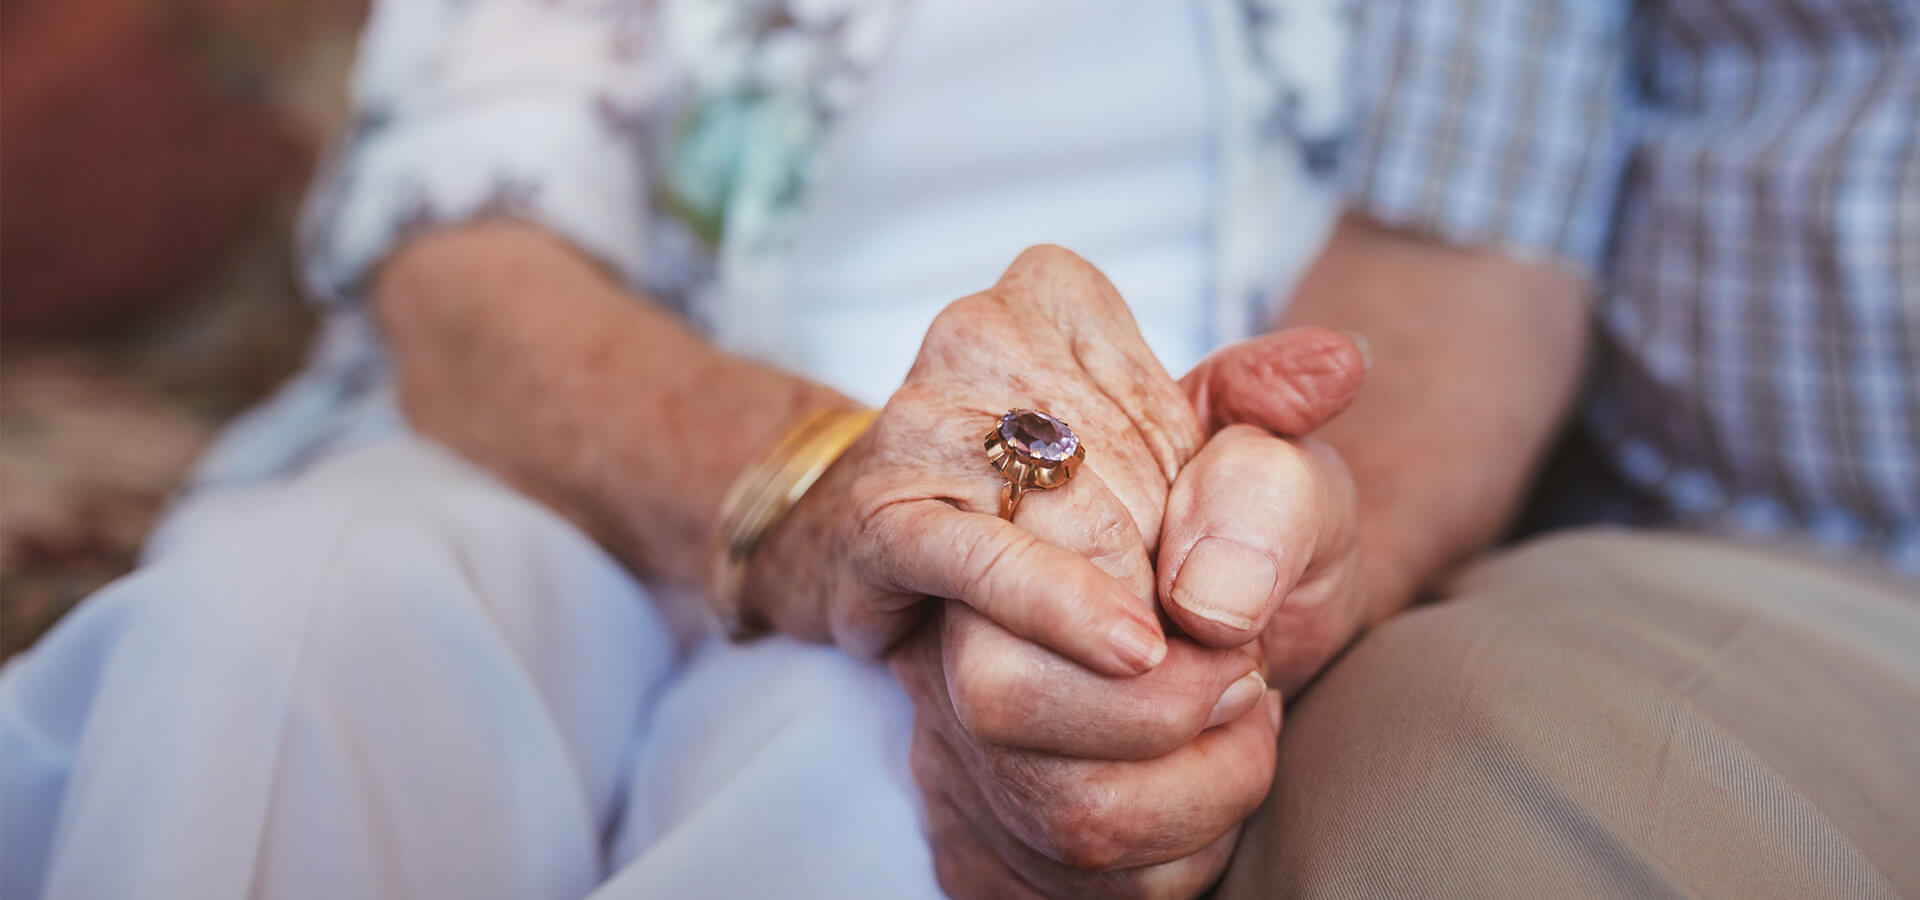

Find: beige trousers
[1221,530,1920,899]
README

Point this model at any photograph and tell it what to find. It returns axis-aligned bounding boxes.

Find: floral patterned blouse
[188,0,1352,491]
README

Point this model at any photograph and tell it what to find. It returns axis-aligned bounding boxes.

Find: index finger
[983,686,1283,871]
[942,602,1264,760]
[857,499,1167,677]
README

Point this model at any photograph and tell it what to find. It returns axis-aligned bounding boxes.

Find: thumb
[1181,327,1368,436]
[1157,425,1350,648]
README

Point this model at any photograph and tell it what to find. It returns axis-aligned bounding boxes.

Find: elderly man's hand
[1162,334,1373,694]
[1155,425,1369,694]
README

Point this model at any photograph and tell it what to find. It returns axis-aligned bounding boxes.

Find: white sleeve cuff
[299,94,651,304]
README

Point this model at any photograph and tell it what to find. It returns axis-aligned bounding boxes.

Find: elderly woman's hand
[885,327,1368,900]
[893,608,1281,899]
[743,244,1208,674]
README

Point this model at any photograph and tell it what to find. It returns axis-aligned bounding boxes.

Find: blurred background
[1,0,368,658]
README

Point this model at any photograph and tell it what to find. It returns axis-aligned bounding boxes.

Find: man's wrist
[1352,513,1435,626]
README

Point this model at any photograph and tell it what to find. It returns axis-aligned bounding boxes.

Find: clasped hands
[743,246,1372,899]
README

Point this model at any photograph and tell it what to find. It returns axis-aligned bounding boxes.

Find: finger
[1122,826,1243,900]
[1073,338,1204,490]
[919,727,1115,900]
[1157,426,1354,647]
[997,245,1205,482]
[917,739,1053,900]
[917,721,1242,900]
[886,606,946,706]
[860,500,1166,677]
[1015,464,1156,605]
[905,625,1281,887]
[1180,327,1367,436]
[942,603,1264,760]
[984,688,1283,872]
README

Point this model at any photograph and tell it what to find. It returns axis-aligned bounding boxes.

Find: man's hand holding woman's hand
[1169,339,1376,696]
[743,246,1375,898]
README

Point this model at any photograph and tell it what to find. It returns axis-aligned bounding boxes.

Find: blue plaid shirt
[1346,0,1920,575]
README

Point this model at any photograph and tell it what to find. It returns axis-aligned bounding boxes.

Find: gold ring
[984,408,1086,521]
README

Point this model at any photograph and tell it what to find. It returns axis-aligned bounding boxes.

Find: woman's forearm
[373,221,850,586]
[1278,216,1593,619]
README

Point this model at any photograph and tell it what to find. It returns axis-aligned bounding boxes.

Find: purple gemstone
[999,409,1078,463]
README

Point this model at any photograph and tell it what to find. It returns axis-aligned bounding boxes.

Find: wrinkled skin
[747,246,1369,899]
[889,393,1366,899]
[745,245,1203,675]
[1174,332,1374,696]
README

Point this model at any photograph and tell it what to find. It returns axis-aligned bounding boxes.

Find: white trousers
[0,438,943,900]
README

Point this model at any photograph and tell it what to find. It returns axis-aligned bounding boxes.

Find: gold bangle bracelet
[708,405,878,640]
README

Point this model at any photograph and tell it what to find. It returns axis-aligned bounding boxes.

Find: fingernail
[1170,538,1279,632]
[1109,618,1167,672]
[1205,671,1267,730]
[1265,689,1283,732]
[1340,330,1373,371]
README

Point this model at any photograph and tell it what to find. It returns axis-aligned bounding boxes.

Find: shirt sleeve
[1341,0,1637,272]
[298,0,656,305]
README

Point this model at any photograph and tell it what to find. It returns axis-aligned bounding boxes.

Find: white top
[775,0,1218,405]
[196,0,1353,494]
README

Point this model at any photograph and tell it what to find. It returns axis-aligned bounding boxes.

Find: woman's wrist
[588,347,852,578]
[377,221,854,588]
[706,405,877,638]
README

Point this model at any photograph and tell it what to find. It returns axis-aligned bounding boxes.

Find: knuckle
[1204,432,1312,504]
[1050,822,1129,873]
[927,293,998,338]
[1003,245,1118,316]
[1211,424,1299,472]
[916,295,1007,374]
[1031,780,1129,871]
[1080,494,1138,559]
[1138,696,1199,749]
[1010,243,1081,273]
[1032,487,1137,569]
